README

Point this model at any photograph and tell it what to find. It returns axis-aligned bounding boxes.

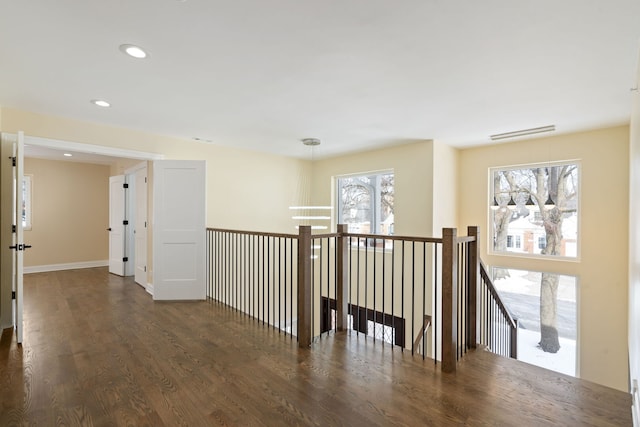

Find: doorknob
[107,228,112,231]
[9,244,31,251]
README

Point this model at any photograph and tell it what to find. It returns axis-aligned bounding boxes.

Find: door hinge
[144,266,147,272]
[123,257,129,262]
[12,291,16,300]
[123,183,129,189]
[145,177,147,183]
[144,221,147,228]
[12,224,16,233]
[123,220,129,225]
[10,156,16,167]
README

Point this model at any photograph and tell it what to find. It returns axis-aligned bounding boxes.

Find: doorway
[23,136,162,288]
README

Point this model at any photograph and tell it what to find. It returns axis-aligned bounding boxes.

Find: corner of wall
[432,140,459,235]
[628,46,640,417]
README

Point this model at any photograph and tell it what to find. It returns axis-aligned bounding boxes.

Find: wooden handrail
[413,315,432,351]
[479,260,518,330]
[207,227,299,239]
[343,231,442,244]
[206,224,484,365]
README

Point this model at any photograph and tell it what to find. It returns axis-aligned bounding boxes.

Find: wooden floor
[0,268,631,426]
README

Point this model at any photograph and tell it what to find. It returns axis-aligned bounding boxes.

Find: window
[491,267,577,377]
[538,236,546,249]
[336,171,394,235]
[507,235,521,249]
[22,175,32,230]
[490,162,579,259]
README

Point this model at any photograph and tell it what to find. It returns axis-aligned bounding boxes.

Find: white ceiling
[1,0,639,160]
[23,144,124,165]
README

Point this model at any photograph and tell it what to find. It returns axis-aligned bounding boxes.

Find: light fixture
[63,153,73,157]
[290,138,332,231]
[302,138,321,147]
[490,125,556,141]
[119,44,148,59]
[525,194,535,206]
[490,196,500,211]
[544,195,555,210]
[91,99,111,108]
[506,195,517,210]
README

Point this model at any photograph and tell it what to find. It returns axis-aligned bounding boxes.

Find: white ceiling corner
[1,0,639,160]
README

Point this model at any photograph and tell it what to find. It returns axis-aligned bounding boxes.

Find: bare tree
[492,165,577,353]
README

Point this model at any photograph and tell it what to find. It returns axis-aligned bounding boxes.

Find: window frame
[335,169,394,236]
[490,266,579,377]
[488,160,581,261]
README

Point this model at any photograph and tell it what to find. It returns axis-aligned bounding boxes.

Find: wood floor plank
[0,267,632,426]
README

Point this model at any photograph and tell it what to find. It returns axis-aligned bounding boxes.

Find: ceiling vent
[490,125,555,141]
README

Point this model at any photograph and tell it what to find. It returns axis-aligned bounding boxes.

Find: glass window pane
[337,171,394,236]
[490,163,579,259]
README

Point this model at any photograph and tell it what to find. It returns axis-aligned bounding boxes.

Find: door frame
[25,136,165,162]
[124,162,149,290]
[108,175,127,276]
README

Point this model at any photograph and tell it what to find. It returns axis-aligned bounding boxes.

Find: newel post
[336,224,349,331]
[297,225,312,348]
[441,228,458,373]
[467,226,479,350]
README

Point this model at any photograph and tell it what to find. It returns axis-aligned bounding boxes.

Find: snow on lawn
[517,328,576,376]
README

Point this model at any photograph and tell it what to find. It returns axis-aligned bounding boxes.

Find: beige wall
[313,140,434,237]
[433,140,459,233]
[459,125,630,391]
[0,107,309,234]
[23,158,110,267]
[628,59,640,402]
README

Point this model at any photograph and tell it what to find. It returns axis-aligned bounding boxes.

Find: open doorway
[23,136,162,291]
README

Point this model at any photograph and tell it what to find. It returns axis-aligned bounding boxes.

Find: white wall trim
[146,282,154,296]
[25,136,165,161]
[124,161,149,174]
[25,260,108,274]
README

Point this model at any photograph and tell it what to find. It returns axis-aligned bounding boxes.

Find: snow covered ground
[517,328,576,376]
[492,268,577,377]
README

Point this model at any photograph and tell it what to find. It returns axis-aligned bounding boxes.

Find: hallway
[0,268,631,425]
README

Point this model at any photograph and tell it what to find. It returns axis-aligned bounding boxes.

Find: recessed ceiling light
[91,99,111,108]
[63,153,73,157]
[119,44,148,59]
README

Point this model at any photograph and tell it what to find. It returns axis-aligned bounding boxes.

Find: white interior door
[14,132,25,343]
[108,175,126,276]
[134,166,147,286]
[152,160,206,300]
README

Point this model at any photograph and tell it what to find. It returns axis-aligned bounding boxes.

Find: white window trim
[335,169,394,236]
[487,160,581,262]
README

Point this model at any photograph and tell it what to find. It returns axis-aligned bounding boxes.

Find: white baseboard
[24,260,108,274]
[633,379,639,427]
[146,282,154,296]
